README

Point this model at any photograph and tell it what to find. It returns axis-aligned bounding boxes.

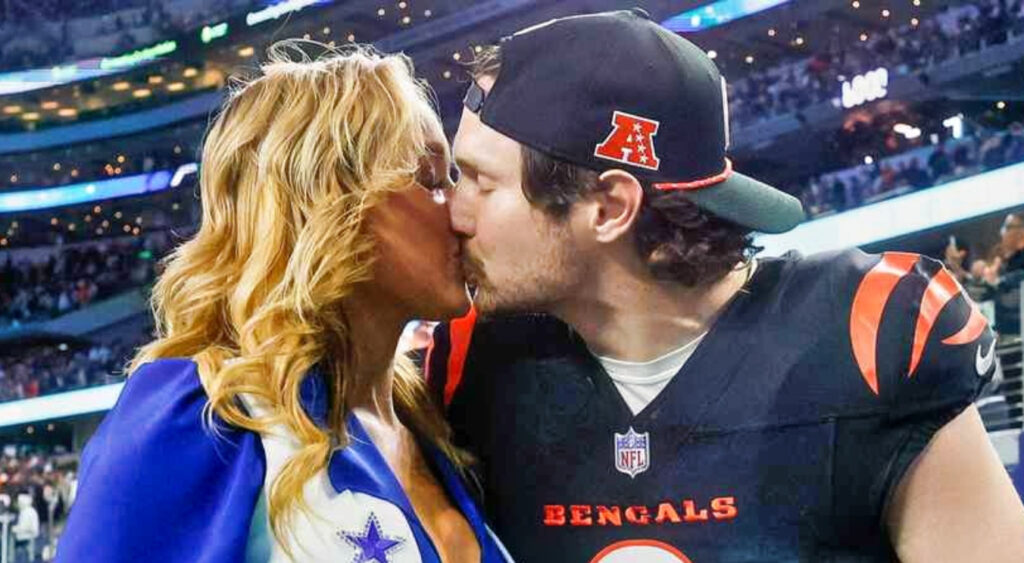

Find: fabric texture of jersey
[57,358,512,562]
[427,249,996,563]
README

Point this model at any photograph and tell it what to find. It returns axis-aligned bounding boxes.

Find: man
[429,9,1024,563]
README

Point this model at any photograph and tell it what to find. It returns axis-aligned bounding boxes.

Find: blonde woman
[57,43,511,563]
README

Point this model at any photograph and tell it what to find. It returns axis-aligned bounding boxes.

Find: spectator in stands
[11,492,39,563]
[949,213,1024,335]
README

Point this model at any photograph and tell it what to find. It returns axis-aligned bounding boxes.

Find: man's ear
[584,169,644,244]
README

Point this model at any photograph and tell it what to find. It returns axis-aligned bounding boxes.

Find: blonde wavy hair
[128,41,463,553]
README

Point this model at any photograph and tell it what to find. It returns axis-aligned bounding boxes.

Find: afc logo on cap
[594,111,661,171]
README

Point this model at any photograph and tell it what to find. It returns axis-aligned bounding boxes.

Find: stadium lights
[148,75,164,85]
[0,169,177,213]
[2,105,20,114]
[167,82,185,92]
[183,67,199,78]
[57,108,77,117]
[246,0,327,27]
[132,88,151,98]
[200,22,229,44]
[40,101,58,110]
[997,101,1007,110]
[170,162,198,187]
[99,40,177,71]
[21,112,39,121]
[943,114,964,139]
[893,123,922,140]
[661,0,792,32]
[112,81,130,91]
[841,67,888,109]
[424,9,432,17]
[238,46,255,58]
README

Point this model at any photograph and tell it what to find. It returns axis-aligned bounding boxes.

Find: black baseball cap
[462,8,805,234]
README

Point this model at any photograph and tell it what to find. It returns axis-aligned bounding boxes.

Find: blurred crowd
[800,123,1024,217]
[728,0,1024,128]
[946,212,1024,336]
[0,338,137,403]
[1,143,194,191]
[0,0,259,71]
[0,446,78,562]
[0,232,172,329]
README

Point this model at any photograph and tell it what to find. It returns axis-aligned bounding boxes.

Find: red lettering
[543,505,566,526]
[569,505,593,526]
[624,505,650,525]
[596,505,622,527]
[682,500,709,522]
[711,496,738,520]
[654,502,682,524]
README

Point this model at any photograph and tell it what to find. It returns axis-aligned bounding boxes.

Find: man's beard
[460,237,581,317]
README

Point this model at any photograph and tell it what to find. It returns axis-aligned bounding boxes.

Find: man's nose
[448,186,476,238]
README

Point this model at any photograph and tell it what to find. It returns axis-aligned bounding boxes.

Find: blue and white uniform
[57,358,512,562]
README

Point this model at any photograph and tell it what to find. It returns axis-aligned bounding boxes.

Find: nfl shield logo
[614,427,650,478]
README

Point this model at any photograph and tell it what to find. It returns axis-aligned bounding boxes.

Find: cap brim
[676,172,805,234]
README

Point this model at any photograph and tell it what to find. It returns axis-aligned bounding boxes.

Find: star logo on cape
[339,513,405,563]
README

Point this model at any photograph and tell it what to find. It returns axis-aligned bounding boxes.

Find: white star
[638,145,646,154]
[639,155,649,164]
[632,123,642,132]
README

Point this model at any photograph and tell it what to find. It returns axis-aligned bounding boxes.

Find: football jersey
[427,249,996,562]
[57,358,512,562]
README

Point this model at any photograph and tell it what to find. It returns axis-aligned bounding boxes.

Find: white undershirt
[595,259,757,415]
[597,334,706,416]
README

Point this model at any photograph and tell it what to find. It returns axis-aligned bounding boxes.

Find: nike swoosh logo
[976,339,997,376]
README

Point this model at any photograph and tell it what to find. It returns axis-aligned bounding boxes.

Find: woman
[56,42,510,562]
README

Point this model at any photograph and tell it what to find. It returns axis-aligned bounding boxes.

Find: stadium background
[0,0,1021,559]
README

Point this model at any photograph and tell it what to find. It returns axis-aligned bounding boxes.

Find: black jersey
[428,249,996,563]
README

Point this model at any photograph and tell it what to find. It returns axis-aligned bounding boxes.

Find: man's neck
[553,260,753,362]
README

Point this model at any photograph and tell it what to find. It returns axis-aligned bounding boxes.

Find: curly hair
[130,41,464,559]
[470,46,760,287]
